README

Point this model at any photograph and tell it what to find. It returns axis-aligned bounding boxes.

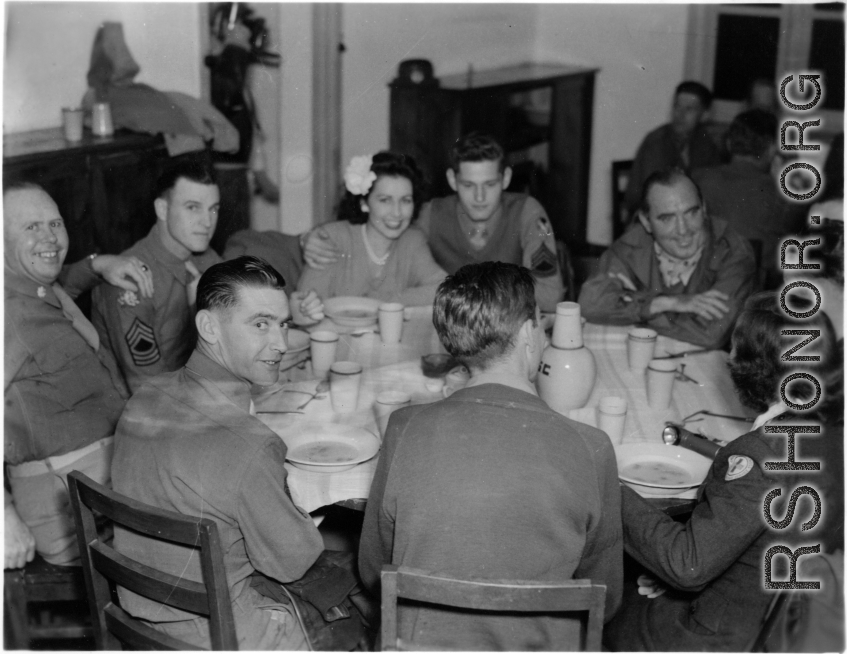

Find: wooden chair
[380,565,606,651]
[4,556,92,649]
[748,591,791,652]
[67,470,238,650]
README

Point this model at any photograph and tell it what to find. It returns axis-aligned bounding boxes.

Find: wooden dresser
[389,63,597,245]
[3,128,170,264]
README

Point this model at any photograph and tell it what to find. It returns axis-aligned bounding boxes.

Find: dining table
[255,308,756,515]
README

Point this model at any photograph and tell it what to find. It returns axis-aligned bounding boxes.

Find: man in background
[579,168,757,349]
[304,133,564,311]
[625,81,721,215]
[360,262,622,649]
[5,182,152,568]
[693,109,801,287]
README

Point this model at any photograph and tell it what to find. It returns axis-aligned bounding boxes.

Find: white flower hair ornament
[344,155,377,197]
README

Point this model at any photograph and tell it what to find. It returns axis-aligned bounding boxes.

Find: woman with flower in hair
[297,151,446,305]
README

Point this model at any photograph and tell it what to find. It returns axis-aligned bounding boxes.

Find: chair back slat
[381,565,606,651]
[104,604,204,650]
[68,471,238,651]
[396,570,600,612]
[90,542,210,614]
[200,522,238,649]
[74,476,207,546]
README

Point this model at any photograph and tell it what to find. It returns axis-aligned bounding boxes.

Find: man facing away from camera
[359,261,622,650]
[111,256,324,649]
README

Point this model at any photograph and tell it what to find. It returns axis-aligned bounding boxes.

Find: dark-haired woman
[297,152,446,305]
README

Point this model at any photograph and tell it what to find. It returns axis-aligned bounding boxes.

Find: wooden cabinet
[389,63,597,244]
[3,128,170,265]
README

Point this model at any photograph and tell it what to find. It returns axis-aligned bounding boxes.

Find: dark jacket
[606,426,836,651]
[359,383,623,650]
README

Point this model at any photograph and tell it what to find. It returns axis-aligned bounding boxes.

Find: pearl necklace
[362,224,391,266]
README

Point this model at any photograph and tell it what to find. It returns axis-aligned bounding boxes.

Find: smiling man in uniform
[579,168,757,349]
[111,256,324,649]
[5,181,152,568]
[92,160,223,393]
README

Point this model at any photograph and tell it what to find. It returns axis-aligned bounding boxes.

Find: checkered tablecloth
[258,316,753,512]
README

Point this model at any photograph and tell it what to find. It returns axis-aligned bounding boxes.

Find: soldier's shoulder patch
[536,215,553,237]
[530,241,558,278]
[125,317,161,367]
[725,454,755,481]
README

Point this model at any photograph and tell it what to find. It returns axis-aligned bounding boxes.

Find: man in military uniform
[4,182,153,567]
[112,257,324,649]
[303,133,564,311]
[578,168,757,349]
[360,262,621,649]
[624,80,721,216]
[604,292,841,651]
[91,160,223,393]
[93,160,323,393]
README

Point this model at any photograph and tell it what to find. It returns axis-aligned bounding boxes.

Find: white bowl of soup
[281,422,380,473]
[615,442,712,496]
[323,297,381,328]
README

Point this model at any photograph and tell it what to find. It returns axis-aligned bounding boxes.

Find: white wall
[534,4,691,245]
[4,2,202,133]
[276,3,314,234]
[341,4,537,166]
[339,4,691,246]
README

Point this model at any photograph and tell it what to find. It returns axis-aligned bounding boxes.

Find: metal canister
[662,425,723,460]
[91,102,114,137]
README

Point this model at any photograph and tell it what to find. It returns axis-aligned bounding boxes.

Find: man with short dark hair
[359,261,622,650]
[579,168,757,349]
[93,160,323,392]
[304,133,564,311]
[625,81,721,214]
[92,159,223,392]
[693,109,802,285]
[111,256,324,649]
[5,182,153,568]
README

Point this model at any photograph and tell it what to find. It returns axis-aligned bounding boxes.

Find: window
[686,4,844,129]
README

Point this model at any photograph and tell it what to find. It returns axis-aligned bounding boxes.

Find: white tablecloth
[258,316,753,512]
[573,323,754,446]
[257,307,446,513]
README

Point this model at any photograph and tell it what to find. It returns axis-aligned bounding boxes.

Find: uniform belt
[8,437,114,478]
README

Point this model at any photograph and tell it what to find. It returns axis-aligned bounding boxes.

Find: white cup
[378,302,404,344]
[646,359,677,410]
[310,330,339,379]
[627,327,658,373]
[597,396,628,444]
[62,107,84,142]
[373,390,411,439]
[330,361,363,413]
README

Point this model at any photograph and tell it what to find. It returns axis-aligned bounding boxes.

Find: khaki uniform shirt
[91,224,221,393]
[5,262,127,465]
[112,350,323,646]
